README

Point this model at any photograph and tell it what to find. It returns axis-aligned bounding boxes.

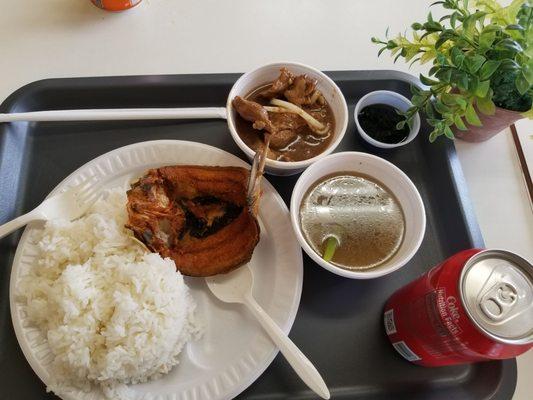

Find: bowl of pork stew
[227,62,349,175]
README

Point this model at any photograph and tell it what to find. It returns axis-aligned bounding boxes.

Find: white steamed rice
[18,188,200,399]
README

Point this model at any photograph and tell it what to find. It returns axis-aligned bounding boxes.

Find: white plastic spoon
[205,265,330,399]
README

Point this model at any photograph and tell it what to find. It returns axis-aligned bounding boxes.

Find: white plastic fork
[0,177,101,240]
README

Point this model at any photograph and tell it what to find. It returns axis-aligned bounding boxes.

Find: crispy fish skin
[126,165,260,277]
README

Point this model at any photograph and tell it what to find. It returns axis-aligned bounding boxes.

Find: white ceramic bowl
[290,152,426,279]
[354,90,421,149]
[227,62,349,176]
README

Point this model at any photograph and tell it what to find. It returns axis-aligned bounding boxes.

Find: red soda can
[91,0,141,11]
[384,249,533,366]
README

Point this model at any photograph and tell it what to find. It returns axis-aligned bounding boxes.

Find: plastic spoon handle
[0,211,39,240]
[0,107,227,122]
[243,293,331,400]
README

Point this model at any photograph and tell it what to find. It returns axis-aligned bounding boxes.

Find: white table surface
[1,0,532,398]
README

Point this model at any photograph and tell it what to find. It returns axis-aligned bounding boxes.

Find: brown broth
[299,172,405,270]
[235,84,335,162]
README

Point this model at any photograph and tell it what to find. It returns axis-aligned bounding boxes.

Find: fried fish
[126,165,260,277]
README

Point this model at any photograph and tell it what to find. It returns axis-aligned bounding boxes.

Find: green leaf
[476,96,496,115]
[500,59,520,71]
[465,103,483,126]
[482,24,502,33]
[390,47,401,57]
[450,12,458,28]
[420,49,437,64]
[468,75,479,94]
[435,35,450,49]
[429,65,440,76]
[411,94,427,107]
[440,93,467,109]
[451,47,465,67]
[420,74,440,86]
[455,96,467,110]
[479,60,502,80]
[436,53,448,65]
[427,118,439,127]
[425,101,437,119]
[479,32,496,49]
[523,65,533,85]
[409,56,422,67]
[429,128,439,142]
[462,12,485,35]
[515,71,530,95]
[442,0,456,10]
[471,10,487,21]
[434,100,451,114]
[444,125,455,139]
[454,115,468,130]
[435,68,453,82]
[411,22,423,30]
[475,80,491,98]
[441,93,456,106]
[495,38,524,53]
[396,121,406,130]
[506,24,525,31]
[424,21,443,32]
[419,30,437,41]
[464,55,486,74]
[452,70,469,91]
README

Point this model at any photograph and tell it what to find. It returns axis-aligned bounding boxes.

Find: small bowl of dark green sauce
[354,90,420,149]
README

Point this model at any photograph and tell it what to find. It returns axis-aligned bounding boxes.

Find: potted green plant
[372,0,532,142]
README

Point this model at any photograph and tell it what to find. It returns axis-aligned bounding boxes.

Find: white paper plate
[10,140,303,400]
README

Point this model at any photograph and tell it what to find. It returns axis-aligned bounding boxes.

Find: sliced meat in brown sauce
[232,96,274,132]
[284,75,319,105]
[260,67,295,99]
[269,130,295,149]
[269,113,306,149]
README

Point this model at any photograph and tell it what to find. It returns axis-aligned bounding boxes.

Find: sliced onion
[269,99,330,136]
[263,106,290,113]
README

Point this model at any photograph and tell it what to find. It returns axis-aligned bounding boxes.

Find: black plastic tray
[0,71,517,400]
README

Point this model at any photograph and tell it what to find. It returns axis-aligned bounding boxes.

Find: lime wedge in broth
[322,235,339,262]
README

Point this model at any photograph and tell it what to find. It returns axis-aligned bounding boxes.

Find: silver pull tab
[479,282,518,321]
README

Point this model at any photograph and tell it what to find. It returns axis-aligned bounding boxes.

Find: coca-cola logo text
[447,296,461,321]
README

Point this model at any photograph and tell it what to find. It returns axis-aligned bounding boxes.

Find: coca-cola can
[384,249,533,366]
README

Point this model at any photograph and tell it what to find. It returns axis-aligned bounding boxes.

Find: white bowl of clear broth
[227,62,349,176]
[290,152,426,279]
